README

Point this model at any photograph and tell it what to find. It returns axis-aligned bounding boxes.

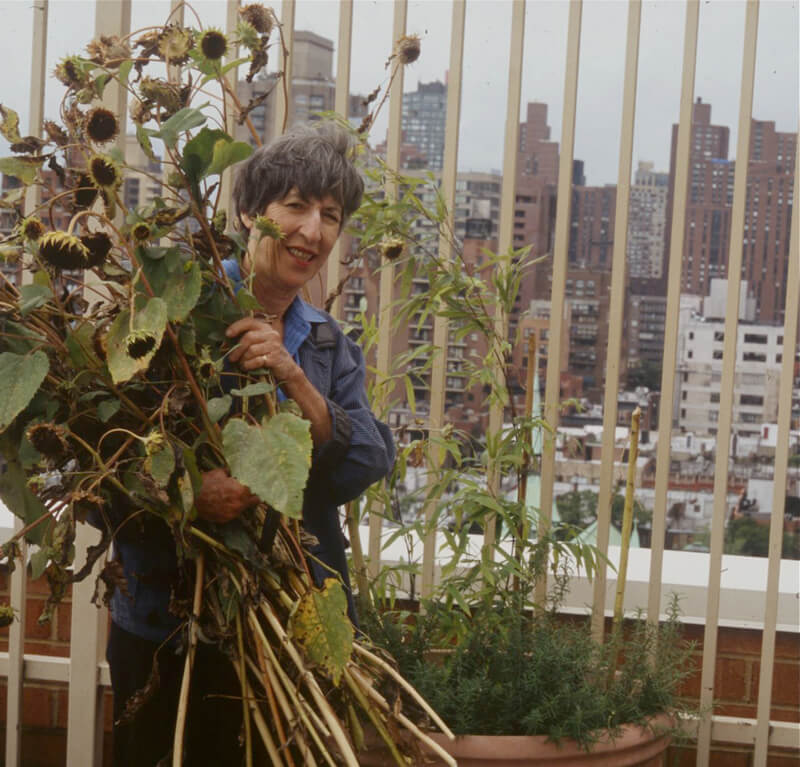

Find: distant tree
[725,516,770,556]
[555,490,649,538]
[626,360,662,391]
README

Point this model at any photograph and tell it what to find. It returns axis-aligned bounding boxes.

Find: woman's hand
[195,468,259,524]
[226,316,302,383]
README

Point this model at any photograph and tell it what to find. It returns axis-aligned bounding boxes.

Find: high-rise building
[627,161,668,279]
[664,98,797,325]
[400,80,447,171]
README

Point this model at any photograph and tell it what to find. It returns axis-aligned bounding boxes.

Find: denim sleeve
[306,331,395,508]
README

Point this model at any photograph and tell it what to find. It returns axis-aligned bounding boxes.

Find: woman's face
[245,187,343,295]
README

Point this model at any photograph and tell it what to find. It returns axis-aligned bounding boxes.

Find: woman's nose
[299,209,322,244]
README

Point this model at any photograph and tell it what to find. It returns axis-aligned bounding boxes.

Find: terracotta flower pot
[359,714,672,767]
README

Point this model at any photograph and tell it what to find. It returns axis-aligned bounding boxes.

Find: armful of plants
[194,467,259,524]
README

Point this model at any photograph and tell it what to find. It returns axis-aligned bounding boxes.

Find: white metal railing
[0,1,798,766]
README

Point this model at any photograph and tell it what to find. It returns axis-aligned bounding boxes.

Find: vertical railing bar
[420,0,466,600]
[537,0,582,606]
[485,0,526,553]
[325,0,354,320]
[273,0,296,138]
[367,0,408,580]
[590,0,642,641]
[217,0,241,219]
[696,2,760,762]
[752,149,799,766]
[6,4,48,765]
[647,0,699,629]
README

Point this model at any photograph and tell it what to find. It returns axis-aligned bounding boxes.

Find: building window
[740,394,764,406]
[710,393,720,403]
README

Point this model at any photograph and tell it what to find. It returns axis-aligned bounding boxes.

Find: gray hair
[233,122,364,230]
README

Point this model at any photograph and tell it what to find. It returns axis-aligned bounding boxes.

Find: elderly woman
[107,123,395,766]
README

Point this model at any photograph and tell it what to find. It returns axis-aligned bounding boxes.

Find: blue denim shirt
[108,260,395,641]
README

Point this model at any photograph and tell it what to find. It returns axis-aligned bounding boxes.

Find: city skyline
[0,0,797,186]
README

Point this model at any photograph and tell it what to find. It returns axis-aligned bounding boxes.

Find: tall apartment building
[237,31,343,147]
[400,80,447,171]
[627,161,668,279]
[676,280,785,438]
[664,98,797,325]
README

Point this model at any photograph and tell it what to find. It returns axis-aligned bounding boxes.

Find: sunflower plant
[0,5,451,765]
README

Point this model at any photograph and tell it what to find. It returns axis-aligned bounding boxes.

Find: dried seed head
[380,236,404,261]
[20,217,45,242]
[54,56,87,89]
[139,77,181,112]
[240,4,273,35]
[212,210,227,234]
[158,24,193,64]
[39,231,90,270]
[129,98,152,125]
[73,172,99,209]
[126,330,157,359]
[253,215,283,241]
[132,222,152,242]
[85,107,119,144]
[43,120,69,146]
[0,605,14,629]
[395,34,421,65]
[71,490,105,523]
[27,422,70,460]
[88,154,121,191]
[86,34,130,66]
[199,29,228,61]
[80,232,112,268]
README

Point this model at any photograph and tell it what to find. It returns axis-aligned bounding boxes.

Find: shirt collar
[282,295,327,357]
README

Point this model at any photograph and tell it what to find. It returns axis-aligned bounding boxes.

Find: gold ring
[261,354,268,367]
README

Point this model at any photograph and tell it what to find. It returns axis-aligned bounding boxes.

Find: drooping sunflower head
[395,34,421,65]
[131,222,152,242]
[19,217,45,242]
[54,56,88,89]
[80,232,112,268]
[126,330,157,359]
[198,29,228,61]
[85,107,119,144]
[158,24,193,64]
[240,4,273,36]
[380,236,405,261]
[73,172,99,209]
[39,231,89,270]
[88,154,122,191]
[253,215,284,241]
[27,422,70,461]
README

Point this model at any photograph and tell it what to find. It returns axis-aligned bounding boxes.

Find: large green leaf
[206,139,252,177]
[0,351,49,432]
[18,284,51,317]
[0,445,47,545]
[65,322,101,369]
[0,156,43,185]
[180,127,228,184]
[289,578,354,686]
[141,249,202,322]
[221,414,312,519]
[105,297,168,384]
[155,107,207,149]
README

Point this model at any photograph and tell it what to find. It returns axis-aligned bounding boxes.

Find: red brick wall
[0,567,797,765]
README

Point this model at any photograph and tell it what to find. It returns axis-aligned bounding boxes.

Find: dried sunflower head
[88,154,122,191]
[86,34,130,66]
[54,56,88,89]
[139,77,182,113]
[43,120,69,146]
[126,330,157,359]
[0,605,15,629]
[39,231,89,270]
[80,232,112,268]
[129,98,152,125]
[132,222,152,242]
[240,4,273,35]
[85,107,119,144]
[395,34,421,65]
[27,422,70,460]
[158,24,193,64]
[73,172,99,209]
[199,29,228,61]
[380,236,404,261]
[20,217,45,242]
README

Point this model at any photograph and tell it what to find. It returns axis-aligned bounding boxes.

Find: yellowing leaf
[289,579,354,686]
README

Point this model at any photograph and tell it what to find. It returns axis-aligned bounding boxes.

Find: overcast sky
[0,0,797,186]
